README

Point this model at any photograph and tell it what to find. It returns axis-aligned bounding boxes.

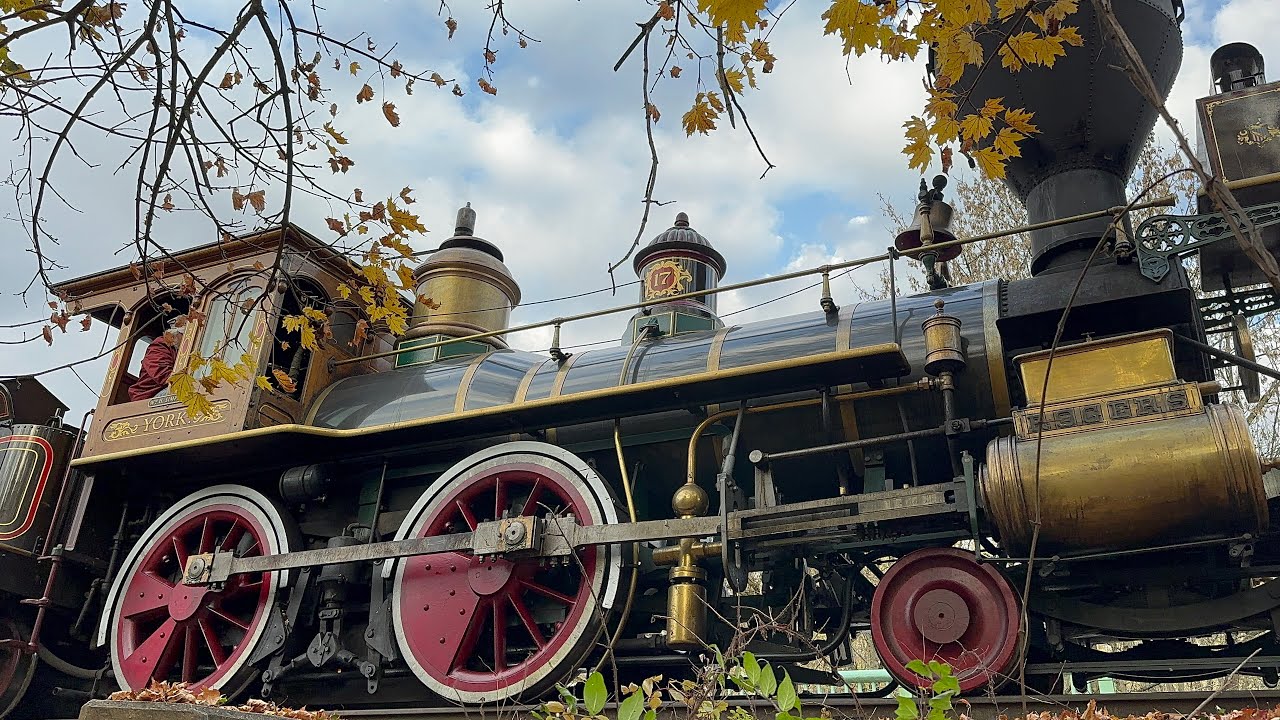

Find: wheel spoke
[122,617,178,683]
[119,571,174,619]
[521,579,575,606]
[171,535,189,571]
[492,599,507,671]
[198,517,213,554]
[519,480,543,516]
[218,519,245,552]
[455,499,478,531]
[206,605,249,632]
[197,617,227,666]
[450,598,489,672]
[494,476,508,520]
[509,595,545,648]
[181,626,198,684]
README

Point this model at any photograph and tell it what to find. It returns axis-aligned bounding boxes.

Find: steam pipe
[752,417,1011,465]
[336,196,1177,368]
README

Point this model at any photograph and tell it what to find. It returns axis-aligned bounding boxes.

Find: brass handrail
[335,195,1176,368]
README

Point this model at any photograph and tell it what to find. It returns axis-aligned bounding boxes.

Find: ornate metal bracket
[1136,202,1280,282]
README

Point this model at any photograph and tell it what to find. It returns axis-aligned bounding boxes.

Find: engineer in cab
[128,318,184,402]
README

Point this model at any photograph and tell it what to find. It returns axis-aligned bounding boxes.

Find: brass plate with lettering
[103,400,232,442]
[1014,382,1202,441]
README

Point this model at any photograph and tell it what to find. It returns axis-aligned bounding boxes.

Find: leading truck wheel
[871,547,1020,693]
[101,485,292,694]
[391,442,624,704]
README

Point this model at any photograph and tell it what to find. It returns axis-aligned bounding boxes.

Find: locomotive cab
[51,225,395,464]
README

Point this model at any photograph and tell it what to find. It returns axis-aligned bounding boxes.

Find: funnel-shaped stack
[961,0,1183,274]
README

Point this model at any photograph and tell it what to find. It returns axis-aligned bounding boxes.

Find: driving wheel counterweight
[871,547,1020,692]
[391,442,623,704]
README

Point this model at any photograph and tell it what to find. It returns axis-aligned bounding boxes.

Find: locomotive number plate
[103,399,232,442]
[1013,383,1201,440]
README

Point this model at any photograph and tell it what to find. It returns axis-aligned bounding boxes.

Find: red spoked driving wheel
[104,486,291,694]
[392,442,623,704]
[0,616,36,718]
[871,547,1020,692]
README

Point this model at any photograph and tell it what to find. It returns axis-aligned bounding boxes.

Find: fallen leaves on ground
[107,680,339,719]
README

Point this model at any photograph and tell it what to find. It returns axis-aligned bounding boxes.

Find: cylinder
[981,402,1267,554]
[666,578,707,652]
[922,304,965,376]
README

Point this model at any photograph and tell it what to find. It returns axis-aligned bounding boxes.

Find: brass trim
[982,280,1012,419]
[75,344,908,468]
[706,326,731,373]
[514,358,551,405]
[304,378,343,425]
[453,352,493,413]
[705,325,732,415]
[549,351,584,399]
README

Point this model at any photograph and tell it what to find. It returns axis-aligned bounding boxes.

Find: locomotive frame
[7,0,1280,715]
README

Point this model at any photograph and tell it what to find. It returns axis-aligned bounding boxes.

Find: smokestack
[960,0,1183,274]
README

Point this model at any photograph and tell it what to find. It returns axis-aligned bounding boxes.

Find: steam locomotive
[3,0,1280,715]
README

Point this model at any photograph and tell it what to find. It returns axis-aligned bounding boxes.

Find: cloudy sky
[0,0,1275,419]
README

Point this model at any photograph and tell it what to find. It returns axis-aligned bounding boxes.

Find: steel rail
[336,195,1176,367]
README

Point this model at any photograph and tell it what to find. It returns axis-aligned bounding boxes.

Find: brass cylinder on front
[981,401,1267,555]
[666,574,707,652]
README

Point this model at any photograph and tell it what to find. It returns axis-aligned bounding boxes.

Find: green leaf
[895,696,920,720]
[927,660,947,677]
[643,710,656,720]
[757,662,778,697]
[776,713,798,720]
[905,659,931,677]
[744,651,761,685]
[935,675,961,695]
[584,672,607,716]
[619,693,644,720]
[776,672,797,712]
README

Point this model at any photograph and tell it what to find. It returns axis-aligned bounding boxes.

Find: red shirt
[128,338,178,402]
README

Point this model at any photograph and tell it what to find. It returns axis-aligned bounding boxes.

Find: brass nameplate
[103,400,232,441]
[1014,383,1201,440]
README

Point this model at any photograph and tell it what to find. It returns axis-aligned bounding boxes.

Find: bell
[895,198,960,261]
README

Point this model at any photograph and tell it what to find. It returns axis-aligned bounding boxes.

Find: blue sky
[0,0,1275,418]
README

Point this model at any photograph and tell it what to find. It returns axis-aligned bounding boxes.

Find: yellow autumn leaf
[980,97,1005,119]
[255,375,273,391]
[995,0,1031,20]
[387,199,427,235]
[1032,34,1067,67]
[682,96,718,136]
[696,0,765,44]
[931,115,960,144]
[821,0,881,57]
[972,146,1007,179]
[337,283,352,299]
[302,307,327,323]
[902,116,932,172]
[396,263,415,289]
[209,358,241,386]
[323,122,348,145]
[999,31,1038,70]
[958,112,994,143]
[1003,107,1039,135]
[992,127,1024,158]
[723,68,746,95]
[1058,26,1084,47]
[1046,0,1078,22]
